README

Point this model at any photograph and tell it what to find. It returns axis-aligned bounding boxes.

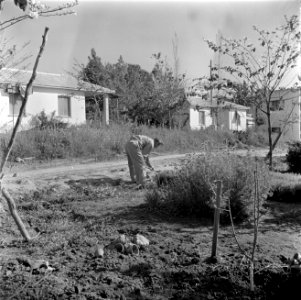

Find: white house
[0,68,115,132]
[269,88,301,142]
[187,96,251,131]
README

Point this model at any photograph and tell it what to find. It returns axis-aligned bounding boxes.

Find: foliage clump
[286,141,301,174]
[146,152,270,223]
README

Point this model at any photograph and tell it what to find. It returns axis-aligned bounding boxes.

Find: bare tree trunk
[2,188,31,241]
[266,112,273,168]
[0,27,49,178]
[265,103,296,161]
[0,27,49,241]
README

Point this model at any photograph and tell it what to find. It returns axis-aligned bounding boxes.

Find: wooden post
[102,94,109,126]
[211,180,222,260]
[2,188,31,242]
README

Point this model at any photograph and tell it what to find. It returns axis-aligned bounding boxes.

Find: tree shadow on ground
[67,176,133,187]
[106,202,213,229]
[261,201,301,232]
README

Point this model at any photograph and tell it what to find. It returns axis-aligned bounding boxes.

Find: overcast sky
[1,0,299,81]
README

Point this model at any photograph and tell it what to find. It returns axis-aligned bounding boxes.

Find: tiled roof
[187,97,249,110]
[0,68,115,95]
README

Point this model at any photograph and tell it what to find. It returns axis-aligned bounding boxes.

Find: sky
[1,0,299,81]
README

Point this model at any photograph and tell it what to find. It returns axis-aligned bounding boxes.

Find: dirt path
[1,147,286,194]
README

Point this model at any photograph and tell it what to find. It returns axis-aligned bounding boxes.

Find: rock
[118,234,129,244]
[15,157,25,163]
[291,259,299,266]
[132,234,149,246]
[293,252,301,263]
[94,245,104,258]
[124,243,139,255]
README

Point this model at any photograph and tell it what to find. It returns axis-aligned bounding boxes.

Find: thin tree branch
[0,27,49,184]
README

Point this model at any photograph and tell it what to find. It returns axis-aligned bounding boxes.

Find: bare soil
[1,149,301,300]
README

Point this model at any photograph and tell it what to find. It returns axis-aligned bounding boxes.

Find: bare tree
[0,27,49,241]
[204,15,300,167]
[0,0,78,241]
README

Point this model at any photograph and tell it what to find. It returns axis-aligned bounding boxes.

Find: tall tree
[205,15,300,167]
[150,52,186,127]
[77,49,154,125]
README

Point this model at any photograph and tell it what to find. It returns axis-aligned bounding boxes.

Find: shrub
[267,171,301,203]
[286,141,301,174]
[146,152,270,223]
[30,111,68,130]
[236,128,268,147]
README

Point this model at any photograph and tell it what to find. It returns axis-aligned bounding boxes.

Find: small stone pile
[94,234,150,258]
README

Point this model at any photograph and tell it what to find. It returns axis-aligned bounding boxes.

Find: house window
[270,100,284,111]
[58,95,71,117]
[232,111,241,126]
[199,111,205,125]
[272,127,281,133]
[9,93,23,116]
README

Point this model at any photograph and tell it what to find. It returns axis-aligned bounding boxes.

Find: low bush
[267,171,301,203]
[236,128,268,147]
[286,141,301,174]
[146,152,270,223]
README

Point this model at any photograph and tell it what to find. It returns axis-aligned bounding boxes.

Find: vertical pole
[116,98,119,123]
[102,94,109,126]
[209,60,213,105]
[209,60,215,127]
[211,180,222,259]
[299,0,301,81]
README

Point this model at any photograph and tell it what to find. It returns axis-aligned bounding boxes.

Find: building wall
[189,107,212,130]
[189,106,248,132]
[270,89,300,142]
[0,86,86,132]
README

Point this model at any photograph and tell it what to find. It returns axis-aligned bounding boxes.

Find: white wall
[189,108,212,130]
[0,86,86,132]
[189,106,248,131]
[270,89,300,142]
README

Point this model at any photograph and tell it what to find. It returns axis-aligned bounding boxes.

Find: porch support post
[102,93,109,126]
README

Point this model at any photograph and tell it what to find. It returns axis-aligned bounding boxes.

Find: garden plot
[0,152,301,300]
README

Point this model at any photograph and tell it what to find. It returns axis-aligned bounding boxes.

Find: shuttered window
[199,111,205,125]
[232,111,241,126]
[9,93,23,116]
[58,95,71,117]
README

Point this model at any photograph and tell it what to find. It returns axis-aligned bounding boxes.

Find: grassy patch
[1,123,267,163]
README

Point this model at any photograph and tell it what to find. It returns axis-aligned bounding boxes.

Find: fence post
[210,180,222,262]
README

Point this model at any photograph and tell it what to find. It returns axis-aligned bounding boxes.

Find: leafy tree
[78,41,186,128]
[149,52,186,127]
[77,49,154,125]
[204,15,300,167]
